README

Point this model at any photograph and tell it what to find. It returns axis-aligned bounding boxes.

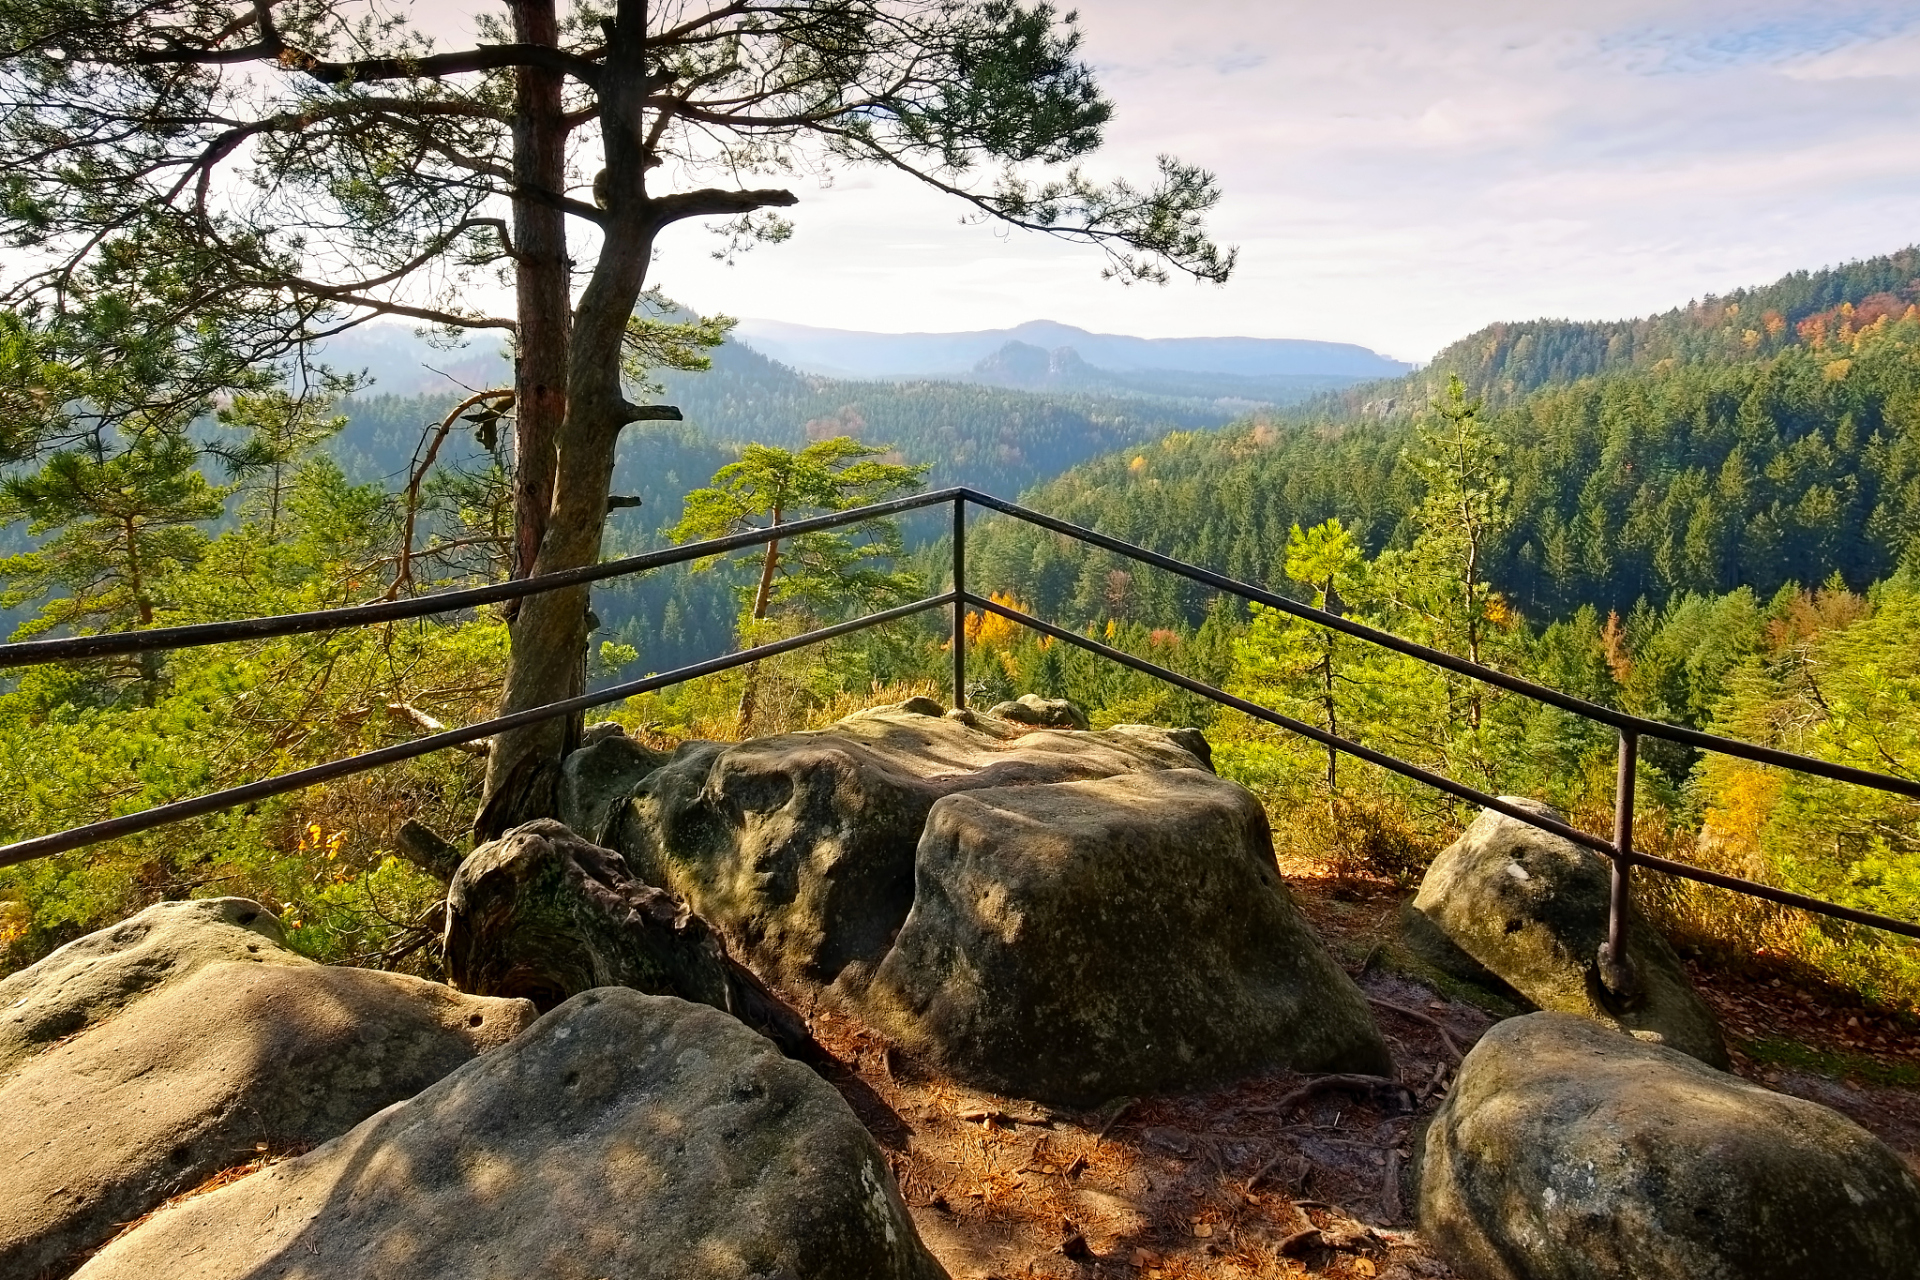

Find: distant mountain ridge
[732,317,1410,381]
[312,315,1407,404]
[967,340,1372,403]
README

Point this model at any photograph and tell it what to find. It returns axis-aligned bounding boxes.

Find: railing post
[952,495,967,711]
[1603,728,1638,996]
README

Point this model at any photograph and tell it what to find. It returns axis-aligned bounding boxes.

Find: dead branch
[1265,1074,1407,1120]
[385,702,489,757]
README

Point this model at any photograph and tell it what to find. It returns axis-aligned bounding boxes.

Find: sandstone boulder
[1,958,533,1279]
[613,706,1214,990]
[1416,1011,1920,1280]
[866,769,1390,1105]
[1404,799,1728,1066]
[558,728,668,845]
[445,819,819,1061]
[986,692,1090,731]
[74,988,949,1280]
[0,897,300,1078]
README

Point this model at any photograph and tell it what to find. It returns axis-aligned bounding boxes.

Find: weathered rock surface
[0,896,300,1078]
[867,769,1391,1105]
[445,819,819,1061]
[558,728,668,846]
[613,705,1214,989]
[74,988,950,1280]
[1417,1012,1920,1280]
[986,692,1090,731]
[1404,799,1728,1066]
[1,958,533,1279]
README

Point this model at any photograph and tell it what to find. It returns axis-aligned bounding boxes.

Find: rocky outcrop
[1416,1012,1920,1280]
[0,897,301,1078]
[986,692,1090,731]
[445,819,819,1061]
[1,955,533,1279]
[1404,799,1728,1066]
[866,769,1390,1105]
[612,704,1215,991]
[74,988,950,1280]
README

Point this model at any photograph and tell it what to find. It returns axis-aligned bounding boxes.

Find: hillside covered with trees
[323,332,1240,675]
[6,241,1920,1027]
[972,247,1920,624]
[958,247,1920,1010]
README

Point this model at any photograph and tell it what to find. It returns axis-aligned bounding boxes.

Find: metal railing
[3,488,1918,969]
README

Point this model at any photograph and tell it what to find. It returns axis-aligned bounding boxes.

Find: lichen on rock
[865,768,1391,1105]
[1,942,533,1279]
[612,706,1217,992]
[0,897,301,1078]
[1416,1011,1920,1280]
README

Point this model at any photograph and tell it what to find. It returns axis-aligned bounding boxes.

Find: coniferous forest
[5,244,1920,1023]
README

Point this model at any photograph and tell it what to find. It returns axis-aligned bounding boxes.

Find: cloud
[578,1,1920,359]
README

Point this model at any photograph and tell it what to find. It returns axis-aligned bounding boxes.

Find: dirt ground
[803,864,1920,1280]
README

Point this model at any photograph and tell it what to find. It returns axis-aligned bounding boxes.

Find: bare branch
[133,39,603,88]
[646,186,798,227]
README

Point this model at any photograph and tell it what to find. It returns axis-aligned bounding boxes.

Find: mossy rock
[865,769,1390,1105]
[1417,1012,1920,1280]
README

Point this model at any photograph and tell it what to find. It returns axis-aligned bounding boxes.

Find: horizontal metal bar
[1623,846,1920,941]
[969,592,1920,943]
[0,593,954,868]
[0,488,967,669]
[963,489,1920,801]
[963,592,1617,855]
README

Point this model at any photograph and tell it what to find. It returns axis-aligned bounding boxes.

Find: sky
[452,1,1920,364]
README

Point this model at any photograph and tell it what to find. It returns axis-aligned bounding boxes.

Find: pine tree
[0,434,228,693]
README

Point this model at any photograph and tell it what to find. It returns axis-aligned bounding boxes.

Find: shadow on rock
[445,818,824,1065]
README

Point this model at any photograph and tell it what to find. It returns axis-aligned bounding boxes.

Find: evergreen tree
[672,437,927,728]
[0,0,1233,832]
[1,434,228,693]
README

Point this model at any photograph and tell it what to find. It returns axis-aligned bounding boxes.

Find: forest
[964,246,1920,1011]
[317,331,1242,675]
[4,246,1920,1028]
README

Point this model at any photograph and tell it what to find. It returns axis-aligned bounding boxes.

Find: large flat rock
[614,704,1214,989]
[864,769,1391,1105]
[1417,1011,1920,1280]
[74,988,950,1280]
[1,959,533,1278]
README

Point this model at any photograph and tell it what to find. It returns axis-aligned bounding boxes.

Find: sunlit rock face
[72,989,950,1280]
[610,703,1384,1105]
[865,767,1391,1105]
[1403,799,1729,1067]
[0,908,533,1280]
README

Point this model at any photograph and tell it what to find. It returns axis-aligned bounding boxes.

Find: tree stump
[445,820,820,1064]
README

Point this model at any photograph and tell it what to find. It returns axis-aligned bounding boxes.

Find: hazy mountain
[732,317,1410,380]
[314,316,1397,409]
[320,316,1246,514]
[313,326,512,396]
[965,340,1378,404]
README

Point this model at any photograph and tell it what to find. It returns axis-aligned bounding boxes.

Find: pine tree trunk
[479,0,663,839]
[505,0,569,586]
[737,508,782,733]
